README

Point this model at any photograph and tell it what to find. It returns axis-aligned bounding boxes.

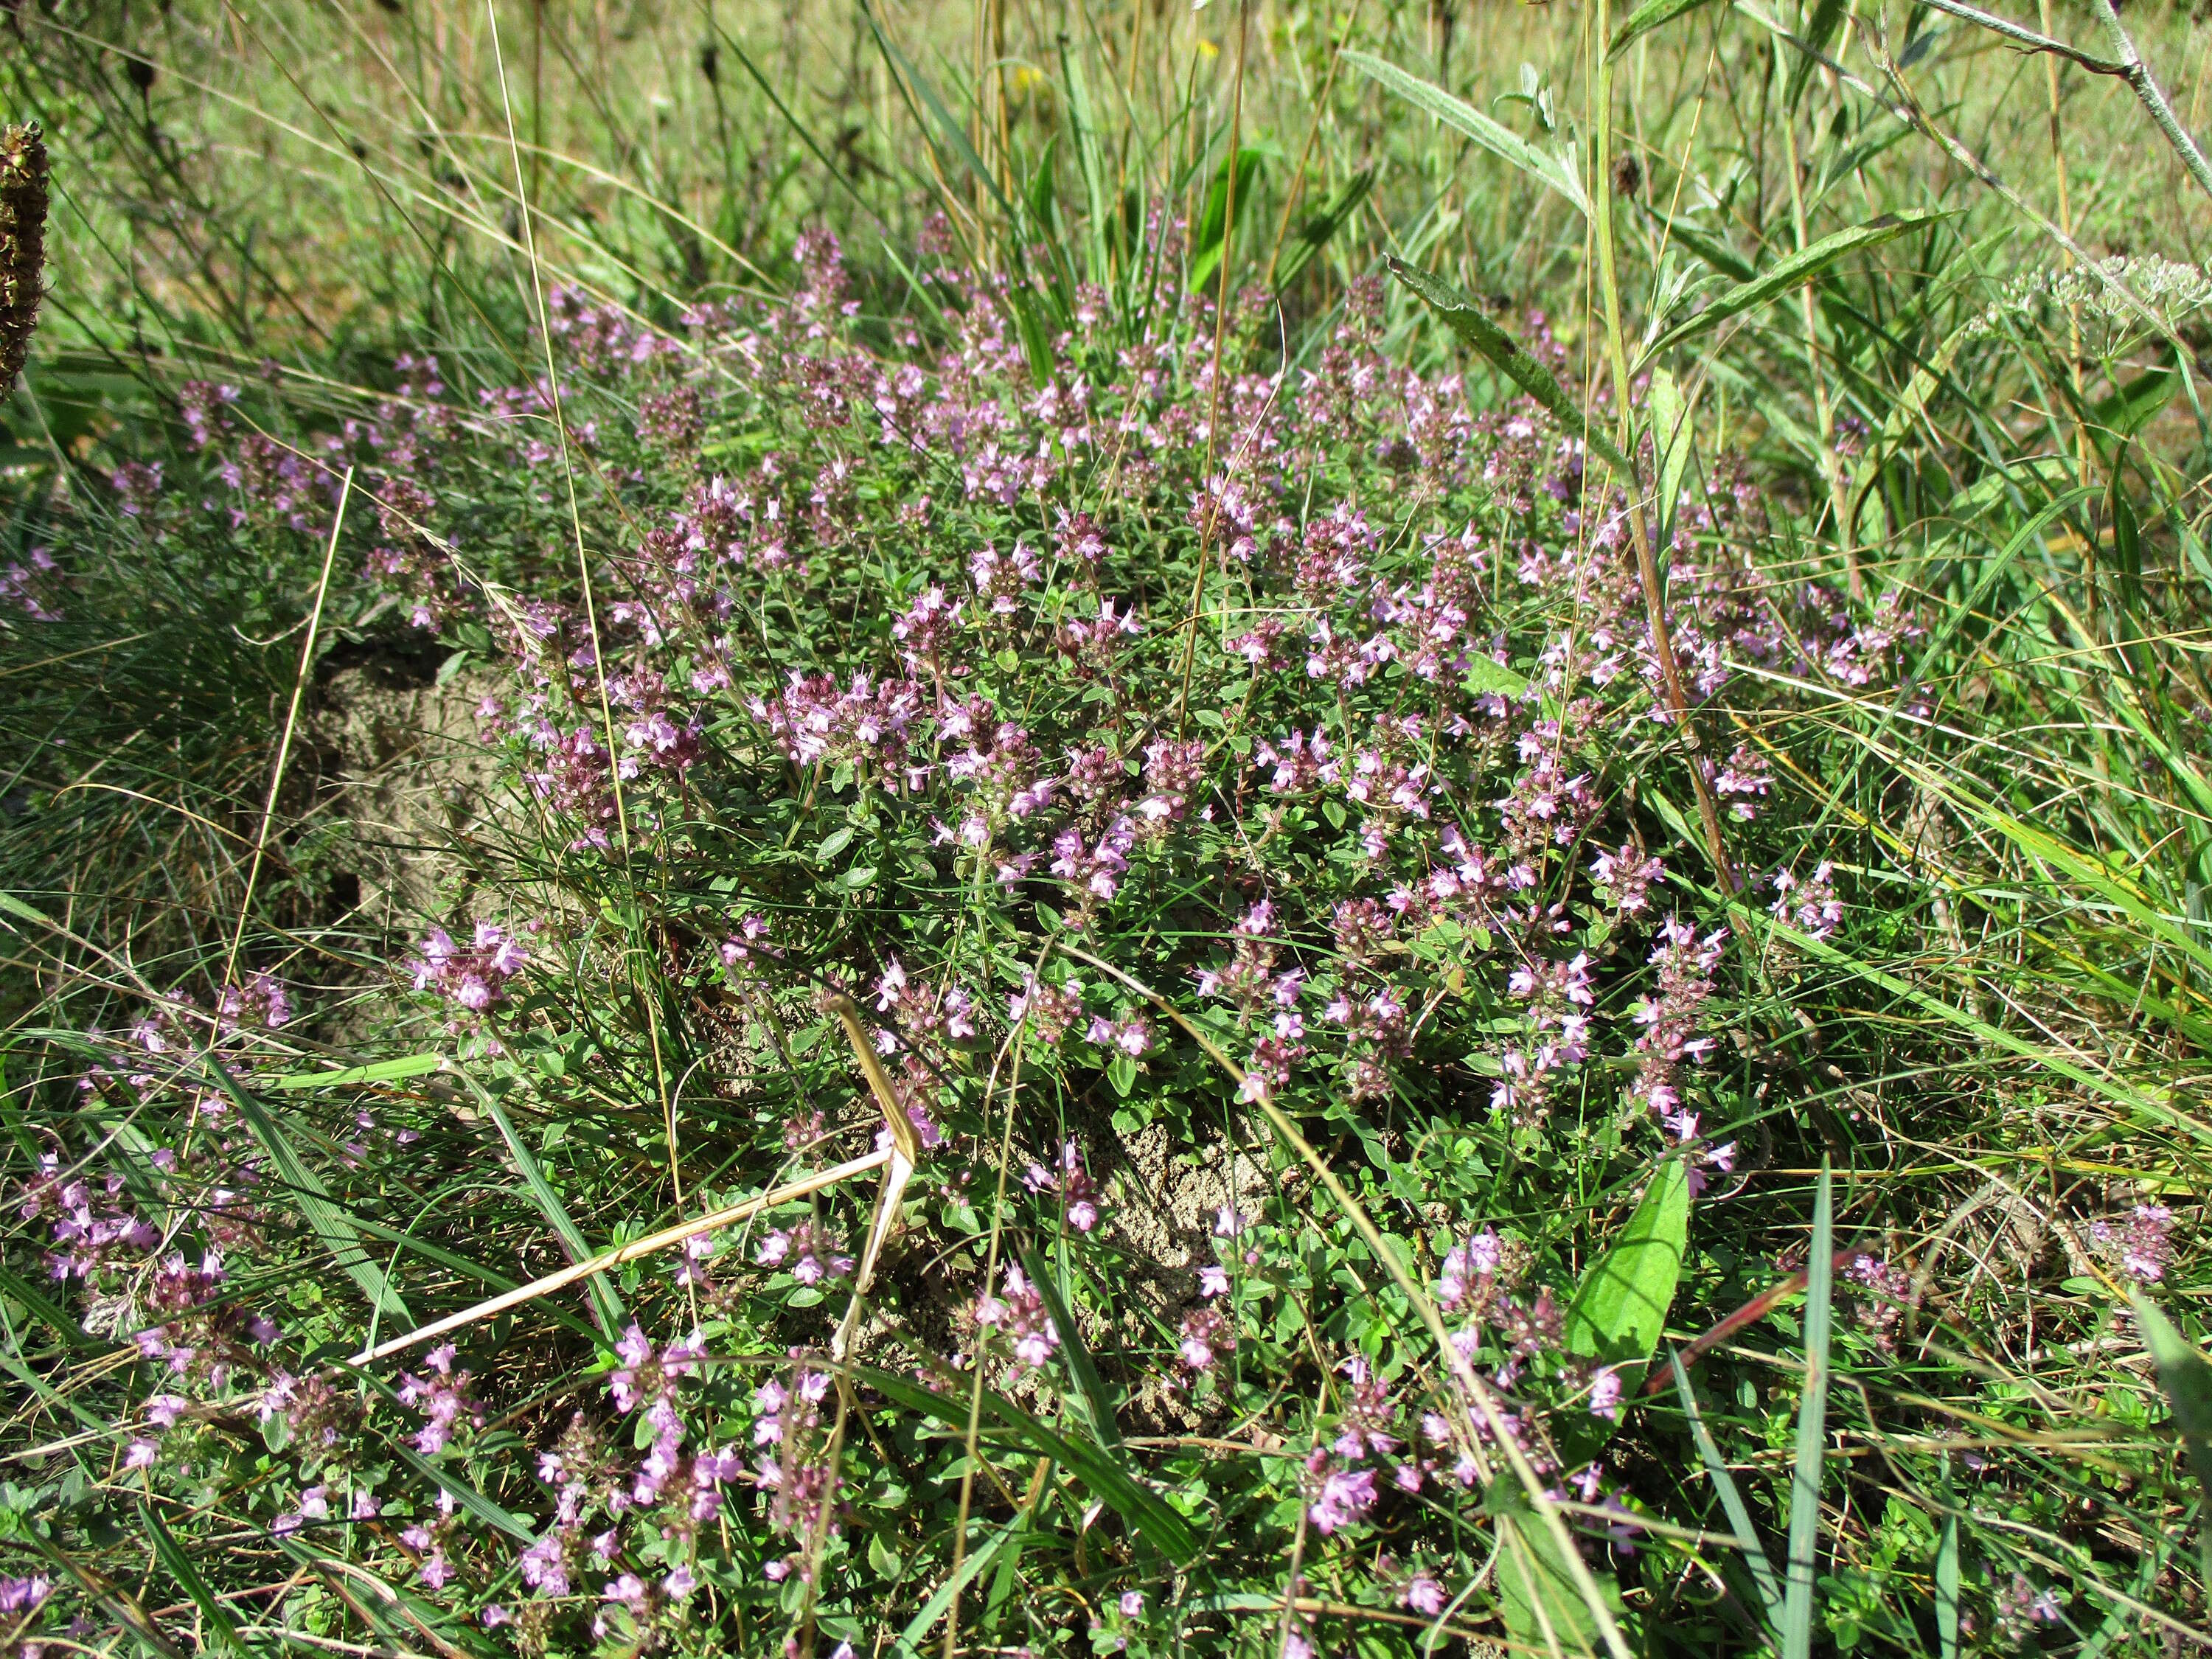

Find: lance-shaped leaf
[1346,52,1590,218]
[1489,1478,1624,1656]
[1566,1160,1691,1370]
[1642,212,1945,361]
[1609,0,1725,58]
[1388,255,1634,477]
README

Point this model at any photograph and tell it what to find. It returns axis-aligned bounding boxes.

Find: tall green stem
[1589,0,1739,894]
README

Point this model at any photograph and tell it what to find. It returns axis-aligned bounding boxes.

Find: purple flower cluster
[2091,1202,2176,1284]
[408,922,527,1014]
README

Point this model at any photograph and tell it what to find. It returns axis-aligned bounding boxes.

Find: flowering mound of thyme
[10,228,2157,1655]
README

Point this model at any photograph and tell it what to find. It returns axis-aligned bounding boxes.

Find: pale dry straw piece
[1,122,49,401]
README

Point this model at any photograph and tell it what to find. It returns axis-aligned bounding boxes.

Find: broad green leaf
[1557,1160,1689,1466]
[1565,1160,1691,1368]
[1490,1480,1621,1657]
[1189,146,1263,293]
[1345,52,1589,218]
[2088,364,2177,444]
[1463,654,1532,698]
[1026,132,1063,242]
[1387,256,1634,476]
[2132,1291,2212,1582]
[1643,212,1944,361]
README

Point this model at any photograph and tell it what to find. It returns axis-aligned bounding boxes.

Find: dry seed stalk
[1,122,51,401]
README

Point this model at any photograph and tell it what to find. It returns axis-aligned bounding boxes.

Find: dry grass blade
[349,1149,890,1367]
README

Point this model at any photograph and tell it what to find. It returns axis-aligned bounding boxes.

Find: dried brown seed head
[1,122,52,402]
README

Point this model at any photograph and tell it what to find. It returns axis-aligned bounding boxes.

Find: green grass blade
[344,1213,608,1349]
[274,1540,495,1659]
[1272,165,1375,291]
[481,1094,626,1338]
[1609,0,1726,58]
[204,1055,413,1325]
[142,1503,255,1658]
[268,1052,448,1090]
[890,1517,1017,1658]
[1671,1349,1784,1622]
[1058,39,1112,287]
[1724,900,2173,1127]
[0,1259,103,1352]
[1020,1245,1123,1450]
[1781,1159,1834,1659]
[1935,1506,1961,1659]
[859,1363,1197,1562]
[390,1443,538,1544]
[19,1529,188,1659]
[860,4,1018,226]
[1647,367,1696,550]
[703,16,874,216]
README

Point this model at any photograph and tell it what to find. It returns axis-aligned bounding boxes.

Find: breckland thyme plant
[14,215,2174,1654]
